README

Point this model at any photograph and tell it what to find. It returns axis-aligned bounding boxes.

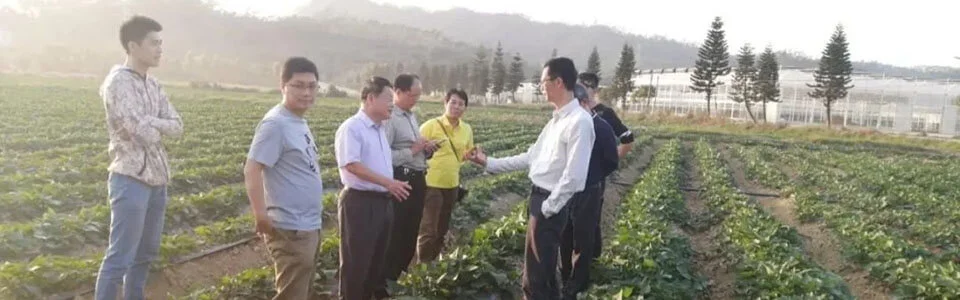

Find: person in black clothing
[578,72,635,158]
[559,84,619,300]
[577,72,636,258]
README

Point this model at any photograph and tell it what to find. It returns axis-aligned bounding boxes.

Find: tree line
[688,17,853,127]
[359,41,529,102]
[556,16,854,127]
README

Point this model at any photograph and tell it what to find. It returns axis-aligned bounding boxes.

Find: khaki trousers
[264,228,320,300]
[416,187,458,262]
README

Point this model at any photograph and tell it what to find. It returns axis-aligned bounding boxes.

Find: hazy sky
[4,0,958,67]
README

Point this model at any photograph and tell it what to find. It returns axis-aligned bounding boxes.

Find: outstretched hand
[466,146,487,166]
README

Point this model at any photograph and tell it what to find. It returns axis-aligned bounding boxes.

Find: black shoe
[373,289,391,300]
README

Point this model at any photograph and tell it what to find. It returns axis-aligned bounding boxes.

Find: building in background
[628,67,960,137]
[466,65,960,138]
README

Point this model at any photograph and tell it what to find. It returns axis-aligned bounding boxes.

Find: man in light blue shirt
[335,76,412,300]
[244,57,324,300]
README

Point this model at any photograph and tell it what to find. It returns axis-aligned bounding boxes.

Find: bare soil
[72,239,272,300]
[719,145,892,300]
[681,142,736,300]
[597,140,661,242]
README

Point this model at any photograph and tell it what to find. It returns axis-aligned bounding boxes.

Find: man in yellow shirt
[416,89,474,262]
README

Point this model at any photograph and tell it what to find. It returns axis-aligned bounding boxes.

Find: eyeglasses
[286,82,318,92]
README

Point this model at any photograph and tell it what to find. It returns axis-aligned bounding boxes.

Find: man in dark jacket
[559,84,619,300]
[578,72,636,259]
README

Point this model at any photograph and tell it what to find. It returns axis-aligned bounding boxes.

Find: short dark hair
[120,15,162,53]
[361,77,393,100]
[578,72,599,89]
[281,57,319,84]
[394,74,420,92]
[444,89,469,107]
[543,57,578,92]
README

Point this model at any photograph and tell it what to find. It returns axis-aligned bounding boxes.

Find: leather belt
[395,166,425,177]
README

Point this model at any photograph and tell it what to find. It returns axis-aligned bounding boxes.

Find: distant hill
[301,0,960,81]
[1,0,956,90]
[0,0,476,87]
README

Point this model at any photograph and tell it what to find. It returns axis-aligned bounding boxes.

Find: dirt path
[718,144,891,300]
[489,192,527,220]
[68,175,531,299]
[71,143,661,300]
[681,142,736,300]
[597,140,662,242]
[72,238,271,300]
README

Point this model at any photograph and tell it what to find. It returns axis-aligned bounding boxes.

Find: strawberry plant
[695,141,853,299]
[587,139,705,299]
[743,144,960,298]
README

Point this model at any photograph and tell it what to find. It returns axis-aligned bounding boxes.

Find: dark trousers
[523,185,571,300]
[560,182,604,299]
[384,167,426,280]
[338,188,393,300]
[593,181,607,258]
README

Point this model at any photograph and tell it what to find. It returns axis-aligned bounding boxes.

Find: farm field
[2,74,960,299]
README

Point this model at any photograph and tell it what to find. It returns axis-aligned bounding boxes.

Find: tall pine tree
[490,42,507,100]
[756,46,781,123]
[550,48,558,58]
[459,64,472,91]
[531,72,542,101]
[807,25,854,128]
[418,62,430,93]
[507,52,525,101]
[612,43,637,107]
[730,44,758,123]
[445,65,458,91]
[587,46,602,80]
[431,65,444,93]
[690,16,731,115]
[395,62,405,78]
[471,47,490,96]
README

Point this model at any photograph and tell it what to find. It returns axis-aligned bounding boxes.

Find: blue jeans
[94,173,168,300]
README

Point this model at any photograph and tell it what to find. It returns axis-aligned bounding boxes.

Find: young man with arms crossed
[96,15,183,300]
[468,57,595,300]
[244,57,325,300]
[335,77,412,300]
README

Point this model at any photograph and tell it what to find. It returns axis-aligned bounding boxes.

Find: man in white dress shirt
[468,57,595,300]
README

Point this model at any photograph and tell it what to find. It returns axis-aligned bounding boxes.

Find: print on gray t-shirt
[247,105,324,231]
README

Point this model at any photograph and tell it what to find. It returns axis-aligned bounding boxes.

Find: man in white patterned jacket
[94,15,183,300]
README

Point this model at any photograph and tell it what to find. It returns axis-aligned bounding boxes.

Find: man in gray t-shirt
[244,57,324,300]
[248,105,323,230]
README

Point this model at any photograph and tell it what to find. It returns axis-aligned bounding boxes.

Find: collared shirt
[335,110,394,192]
[100,65,183,187]
[247,104,324,231]
[585,113,619,186]
[384,107,427,171]
[592,103,635,145]
[420,115,474,189]
[485,99,595,218]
